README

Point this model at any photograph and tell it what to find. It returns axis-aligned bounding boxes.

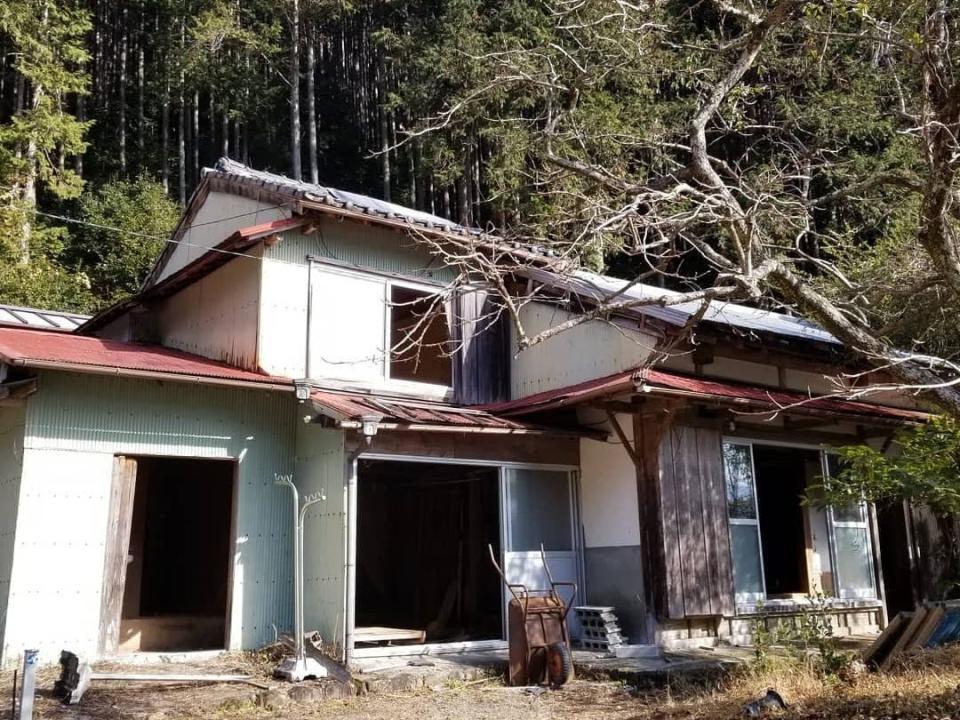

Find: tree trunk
[192,90,200,180]
[306,31,319,184]
[161,77,169,193]
[377,51,390,201]
[137,8,145,166]
[118,7,128,174]
[289,0,302,180]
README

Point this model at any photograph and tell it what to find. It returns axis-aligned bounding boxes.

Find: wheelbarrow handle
[550,581,578,621]
[488,543,530,608]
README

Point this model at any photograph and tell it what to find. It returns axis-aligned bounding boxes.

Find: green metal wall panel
[3,371,297,664]
[295,424,347,653]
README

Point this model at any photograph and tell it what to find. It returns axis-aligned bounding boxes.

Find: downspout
[305,257,314,378]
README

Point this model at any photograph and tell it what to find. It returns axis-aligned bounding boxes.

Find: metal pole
[17,649,38,720]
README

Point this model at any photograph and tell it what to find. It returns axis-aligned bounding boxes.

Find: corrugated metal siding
[2,372,296,665]
[295,425,346,652]
[266,218,456,283]
[511,302,659,399]
[0,405,25,664]
[156,244,263,370]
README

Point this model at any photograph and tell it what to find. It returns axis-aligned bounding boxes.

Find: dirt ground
[4,647,960,720]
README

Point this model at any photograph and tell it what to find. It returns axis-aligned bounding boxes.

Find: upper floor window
[389,285,452,386]
[308,264,452,393]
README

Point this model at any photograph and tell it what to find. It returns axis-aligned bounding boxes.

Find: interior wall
[0,404,25,664]
[578,413,646,642]
[1,372,295,666]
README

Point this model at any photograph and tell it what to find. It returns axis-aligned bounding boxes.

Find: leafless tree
[392,0,960,413]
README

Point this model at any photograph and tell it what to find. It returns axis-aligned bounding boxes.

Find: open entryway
[100,456,236,654]
[356,459,503,646]
[353,457,581,655]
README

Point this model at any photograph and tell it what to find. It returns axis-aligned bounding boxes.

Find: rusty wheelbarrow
[488,544,576,688]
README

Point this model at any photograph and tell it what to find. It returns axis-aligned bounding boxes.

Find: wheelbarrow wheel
[546,642,573,688]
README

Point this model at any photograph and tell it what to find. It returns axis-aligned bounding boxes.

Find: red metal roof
[482,366,930,424]
[310,389,537,431]
[0,326,291,388]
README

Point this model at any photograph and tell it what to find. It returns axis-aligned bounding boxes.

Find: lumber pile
[863,602,960,670]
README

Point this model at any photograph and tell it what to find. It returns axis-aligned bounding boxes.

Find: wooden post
[98,457,138,656]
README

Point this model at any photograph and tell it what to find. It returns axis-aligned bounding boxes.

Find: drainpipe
[305,257,314,379]
[343,416,380,668]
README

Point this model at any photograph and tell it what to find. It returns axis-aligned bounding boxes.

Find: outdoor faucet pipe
[276,475,324,666]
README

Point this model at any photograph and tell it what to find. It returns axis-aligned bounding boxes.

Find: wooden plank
[696,427,735,616]
[908,605,945,651]
[98,456,138,656]
[862,611,906,667]
[674,426,710,616]
[354,626,427,644]
[880,606,929,670]
[363,430,579,466]
[659,426,685,618]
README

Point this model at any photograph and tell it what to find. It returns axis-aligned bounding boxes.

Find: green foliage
[751,596,858,679]
[0,0,91,199]
[819,417,960,516]
[66,177,180,308]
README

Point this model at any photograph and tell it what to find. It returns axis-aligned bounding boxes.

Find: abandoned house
[0,158,936,668]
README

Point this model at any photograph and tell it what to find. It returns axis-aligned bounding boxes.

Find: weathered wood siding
[0,405,25,664]
[636,412,735,619]
[453,288,510,405]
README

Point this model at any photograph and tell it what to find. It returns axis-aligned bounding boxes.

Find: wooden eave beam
[605,409,642,469]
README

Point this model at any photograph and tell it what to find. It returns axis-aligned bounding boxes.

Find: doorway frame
[721,435,885,613]
[351,453,581,659]
[97,453,240,656]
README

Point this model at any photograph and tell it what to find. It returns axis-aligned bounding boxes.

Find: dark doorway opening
[356,459,502,645]
[119,457,234,652]
[752,445,814,597]
[877,501,917,616]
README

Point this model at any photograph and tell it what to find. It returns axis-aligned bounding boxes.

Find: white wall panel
[579,415,642,548]
[258,259,309,378]
[511,303,658,399]
[0,405,25,663]
[308,267,387,382]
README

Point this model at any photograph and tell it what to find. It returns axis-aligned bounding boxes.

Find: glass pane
[723,443,756,519]
[825,454,864,522]
[507,469,573,552]
[730,524,764,597]
[835,526,875,596]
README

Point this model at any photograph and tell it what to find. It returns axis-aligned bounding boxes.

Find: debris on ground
[742,689,787,717]
[862,601,960,669]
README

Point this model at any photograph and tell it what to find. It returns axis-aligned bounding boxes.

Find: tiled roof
[0,326,291,388]
[0,304,89,332]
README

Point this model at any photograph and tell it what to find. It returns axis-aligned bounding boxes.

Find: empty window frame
[722,441,878,606]
[388,284,452,386]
